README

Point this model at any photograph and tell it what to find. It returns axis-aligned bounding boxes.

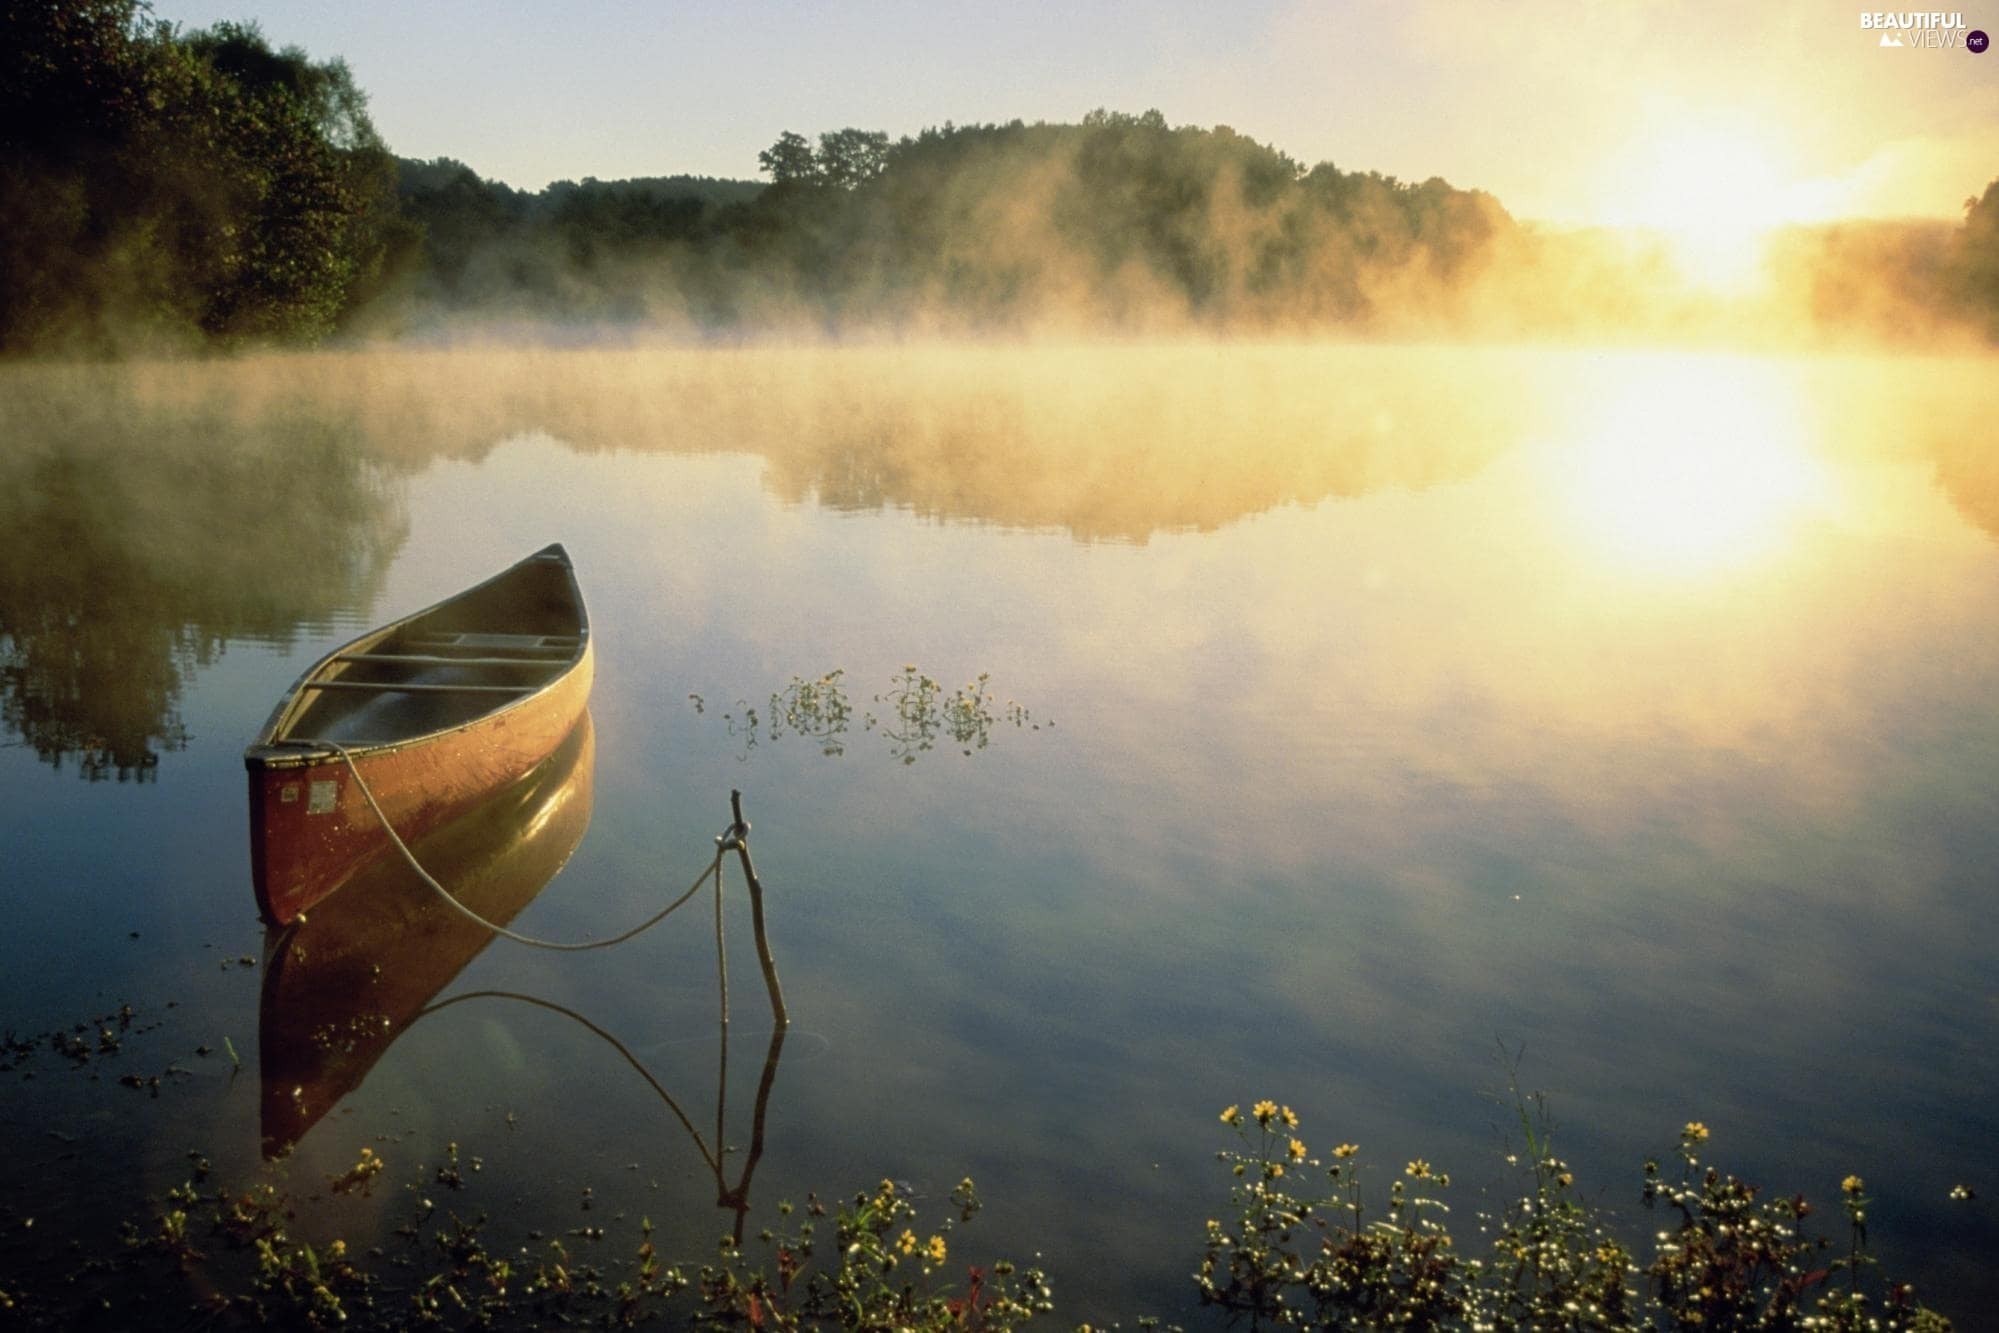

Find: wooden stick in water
[729,789,789,1029]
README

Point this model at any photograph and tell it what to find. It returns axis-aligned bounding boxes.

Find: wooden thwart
[408,632,580,650]
[335,653,568,668]
[304,681,536,695]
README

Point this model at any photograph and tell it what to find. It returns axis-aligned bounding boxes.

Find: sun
[1602,123,1831,293]
[1625,130,1798,234]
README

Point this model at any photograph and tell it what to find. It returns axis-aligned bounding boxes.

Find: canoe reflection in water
[259,712,598,1156]
[258,710,787,1240]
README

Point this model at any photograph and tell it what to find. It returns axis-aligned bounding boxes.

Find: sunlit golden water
[2,343,1995,1318]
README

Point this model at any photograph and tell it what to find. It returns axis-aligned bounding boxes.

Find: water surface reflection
[260,713,596,1155]
[1,344,1996,1321]
[0,372,405,778]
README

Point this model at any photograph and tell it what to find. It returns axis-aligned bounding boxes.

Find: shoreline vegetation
[0,1022,1965,1330]
[5,4,1999,356]
[0,1010,1970,1329]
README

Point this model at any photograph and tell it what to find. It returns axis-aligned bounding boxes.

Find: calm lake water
[2,342,1996,1320]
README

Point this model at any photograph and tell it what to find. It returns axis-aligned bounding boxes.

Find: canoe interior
[274,550,584,747]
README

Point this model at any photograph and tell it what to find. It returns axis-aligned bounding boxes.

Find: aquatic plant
[1200,1101,1471,1326]
[703,665,1040,763]
[1198,1098,1957,1332]
[697,1177,1053,1331]
[71,1157,1042,1331]
[0,1023,1967,1331]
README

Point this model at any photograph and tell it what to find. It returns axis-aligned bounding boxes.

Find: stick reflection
[258,709,788,1238]
[422,990,786,1244]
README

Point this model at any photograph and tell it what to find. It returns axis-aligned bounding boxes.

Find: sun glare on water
[1552,356,1833,579]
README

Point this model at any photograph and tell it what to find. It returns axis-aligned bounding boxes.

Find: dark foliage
[381,110,1517,333]
[0,0,403,352]
[1954,177,1999,336]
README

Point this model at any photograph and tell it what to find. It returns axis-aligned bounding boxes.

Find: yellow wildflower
[1251,1100,1278,1125]
[897,1229,918,1255]
[1280,1106,1299,1128]
[1334,1143,1359,1158]
[1556,1172,1574,1188]
[1219,1104,1240,1125]
[1288,1138,1308,1161]
[1842,1175,1865,1197]
[1683,1122,1709,1144]
[926,1235,947,1263]
[1406,1159,1433,1180]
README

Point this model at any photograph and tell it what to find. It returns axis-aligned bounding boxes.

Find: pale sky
[148,0,1999,225]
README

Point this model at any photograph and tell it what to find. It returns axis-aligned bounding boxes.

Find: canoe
[244,543,593,925]
[259,712,595,1157]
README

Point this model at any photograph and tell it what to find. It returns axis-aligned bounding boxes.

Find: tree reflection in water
[11,344,1996,782]
[0,374,405,779]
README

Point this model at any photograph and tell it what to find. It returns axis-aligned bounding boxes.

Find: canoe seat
[305,681,536,695]
[335,652,567,669]
[407,632,580,649]
[398,632,579,661]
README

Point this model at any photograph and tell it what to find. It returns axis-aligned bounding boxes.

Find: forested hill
[383,111,1515,332]
[388,158,765,321]
[0,2,1520,347]
[754,112,1515,332]
[5,3,1998,351]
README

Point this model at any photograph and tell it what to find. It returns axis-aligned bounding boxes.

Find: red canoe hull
[244,544,592,924]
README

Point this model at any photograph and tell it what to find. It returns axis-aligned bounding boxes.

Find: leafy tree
[1957,177,1999,335]
[0,3,400,351]
[395,157,527,293]
[174,22,400,339]
[753,127,889,191]
[757,130,815,185]
[815,127,889,190]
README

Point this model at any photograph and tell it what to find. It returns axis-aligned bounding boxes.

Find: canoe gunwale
[244,544,594,925]
[243,545,589,773]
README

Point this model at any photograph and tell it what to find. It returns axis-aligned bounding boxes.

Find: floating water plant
[704,666,1041,763]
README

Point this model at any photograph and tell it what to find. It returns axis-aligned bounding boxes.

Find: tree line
[387,109,1518,333]
[4,2,1999,351]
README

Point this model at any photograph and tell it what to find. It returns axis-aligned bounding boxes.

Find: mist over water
[3,341,1998,1321]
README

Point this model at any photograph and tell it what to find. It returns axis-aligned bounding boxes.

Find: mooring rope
[419,989,725,1171]
[303,738,739,952]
